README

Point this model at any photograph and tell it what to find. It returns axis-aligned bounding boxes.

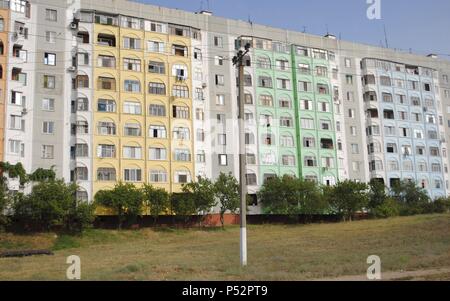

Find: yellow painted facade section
[92,23,195,199]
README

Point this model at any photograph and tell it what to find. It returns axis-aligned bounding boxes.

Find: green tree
[325,180,369,221]
[390,180,431,215]
[0,175,9,230]
[170,193,197,223]
[12,180,94,232]
[214,173,240,228]
[368,179,388,209]
[182,176,217,214]
[94,182,143,229]
[142,184,170,225]
[259,175,297,215]
[259,176,328,218]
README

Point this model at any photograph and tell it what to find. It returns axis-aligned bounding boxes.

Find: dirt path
[314,267,450,281]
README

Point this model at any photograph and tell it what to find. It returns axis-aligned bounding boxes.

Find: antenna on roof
[207,0,210,10]
[383,24,389,48]
[326,24,329,35]
[302,26,306,33]
[200,0,204,11]
[248,14,253,25]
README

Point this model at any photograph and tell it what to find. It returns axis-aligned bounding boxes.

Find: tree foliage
[12,180,94,232]
[325,180,369,221]
[390,180,431,215]
[214,173,240,228]
[94,182,143,229]
[259,176,327,217]
[182,176,217,214]
[142,184,170,224]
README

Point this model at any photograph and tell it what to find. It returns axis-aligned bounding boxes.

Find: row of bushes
[0,173,240,232]
[1,163,450,233]
[258,176,450,220]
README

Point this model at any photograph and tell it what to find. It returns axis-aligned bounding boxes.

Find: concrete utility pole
[233,41,251,267]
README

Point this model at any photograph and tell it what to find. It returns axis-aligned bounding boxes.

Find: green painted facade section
[253,45,299,183]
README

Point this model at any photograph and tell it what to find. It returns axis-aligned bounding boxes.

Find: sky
[133,0,450,58]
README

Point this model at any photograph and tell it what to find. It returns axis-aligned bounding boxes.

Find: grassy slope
[0,214,449,280]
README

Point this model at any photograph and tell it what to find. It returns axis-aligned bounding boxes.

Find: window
[10,115,24,130]
[218,154,228,166]
[346,75,353,85]
[149,104,165,117]
[98,77,116,90]
[98,99,116,112]
[121,16,142,29]
[147,40,165,53]
[173,127,190,140]
[150,170,167,183]
[298,81,312,92]
[301,118,315,129]
[298,63,310,74]
[303,137,315,148]
[149,125,167,139]
[315,66,328,77]
[124,169,142,182]
[149,82,166,95]
[77,52,89,66]
[217,114,226,125]
[317,84,329,94]
[172,44,187,57]
[246,154,256,165]
[97,168,116,182]
[97,55,116,68]
[296,46,309,56]
[9,140,22,155]
[148,61,165,74]
[216,94,225,106]
[43,75,55,89]
[123,102,141,115]
[123,146,142,159]
[214,36,223,47]
[215,56,224,66]
[304,156,317,167]
[258,76,273,88]
[173,106,189,119]
[215,74,225,86]
[123,58,141,71]
[124,123,141,136]
[124,80,140,93]
[11,91,25,106]
[282,155,296,166]
[98,33,116,47]
[149,148,167,161]
[277,78,291,90]
[123,37,141,50]
[46,31,56,43]
[194,49,202,61]
[280,117,293,127]
[279,98,292,108]
[245,133,255,145]
[147,21,167,33]
[42,145,54,159]
[174,149,191,162]
[97,121,116,135]
[42,98,55,111]
[380,76,391,86]
[218,134,227,145]
[312,49,327,59]
[344,58,352,68]
[42,121,55,134]
[257,56,271,69]
[175,171,191,184]
[281,135,295,147]
[246,173,257,186]
[260,94,273,107]
[320,120,332,130]
[45,9,57,22]
[300,99,313,111]
[172,85,189,98]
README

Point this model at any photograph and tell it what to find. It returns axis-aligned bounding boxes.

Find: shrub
[142,184,170,224]
[12,180,94,232]
[94,182,144,230]
[371,198,400,218]
[325,180,369,222]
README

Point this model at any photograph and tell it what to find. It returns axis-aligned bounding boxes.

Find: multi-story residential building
[1,0,450,211]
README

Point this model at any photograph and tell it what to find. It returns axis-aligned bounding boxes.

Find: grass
[0,214,449,280]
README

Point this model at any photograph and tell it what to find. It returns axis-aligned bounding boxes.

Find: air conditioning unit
[70,22,78,30]
[202,82,207,88]
[11,32,18,41]
[67,66,77,72]
[176,75,186,82]
[21,108,28,115]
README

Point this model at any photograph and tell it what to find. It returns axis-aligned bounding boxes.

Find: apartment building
[1,0,450,210]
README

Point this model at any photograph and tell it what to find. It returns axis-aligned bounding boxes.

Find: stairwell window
[43,75,55,89]
[44,53,56,66]
[42,121,55,134]
[41,145,54,159]
[45,9,57,22]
